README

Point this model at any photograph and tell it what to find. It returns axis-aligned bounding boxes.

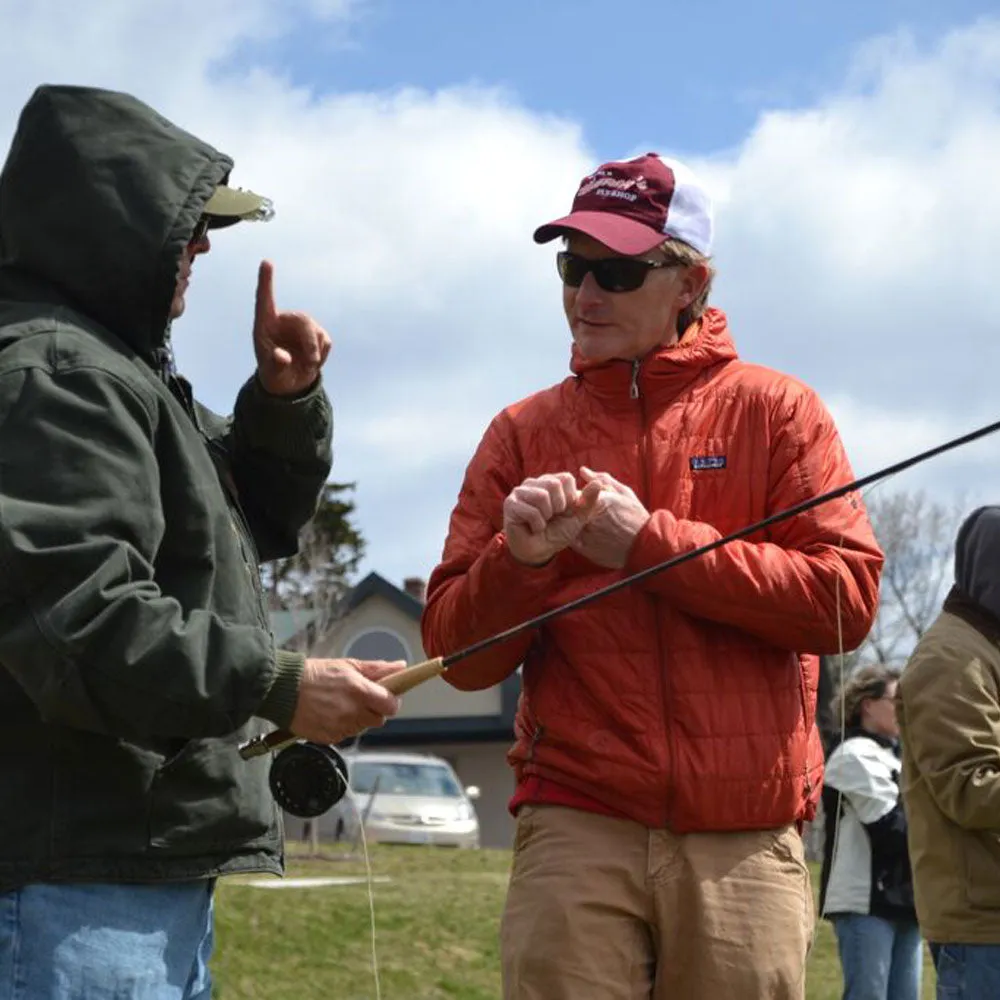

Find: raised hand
[253,260,332,396]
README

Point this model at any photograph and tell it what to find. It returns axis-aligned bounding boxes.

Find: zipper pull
[629,359,641,400]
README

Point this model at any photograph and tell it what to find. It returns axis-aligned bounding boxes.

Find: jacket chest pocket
[673,435,741,528]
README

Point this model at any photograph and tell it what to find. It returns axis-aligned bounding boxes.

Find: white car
[325,751,481,849]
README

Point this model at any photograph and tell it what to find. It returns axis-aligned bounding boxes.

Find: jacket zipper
[630,359,674,828]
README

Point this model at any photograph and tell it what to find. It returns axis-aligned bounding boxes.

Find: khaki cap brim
[203,185,275,228]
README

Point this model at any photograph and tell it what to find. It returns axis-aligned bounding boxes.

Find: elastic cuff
[257,649,306,728]
[254,372,320,401]
[623,512,673,578]
[236,375,331,460]
[493,534,565,595]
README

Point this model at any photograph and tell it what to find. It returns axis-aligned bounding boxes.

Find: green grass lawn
[211,842,936,999]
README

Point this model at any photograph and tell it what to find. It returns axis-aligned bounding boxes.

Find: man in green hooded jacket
[0,84,404,998]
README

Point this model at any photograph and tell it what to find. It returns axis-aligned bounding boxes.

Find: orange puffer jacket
[422,308,883,833]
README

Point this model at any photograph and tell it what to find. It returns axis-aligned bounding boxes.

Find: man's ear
[678,262,712,308]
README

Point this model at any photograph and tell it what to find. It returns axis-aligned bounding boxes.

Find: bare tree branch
[851,488,966,669]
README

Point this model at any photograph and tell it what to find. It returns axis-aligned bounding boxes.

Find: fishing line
[350,790,382,1000]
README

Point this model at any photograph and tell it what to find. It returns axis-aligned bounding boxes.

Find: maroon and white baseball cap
[533,152,713,257]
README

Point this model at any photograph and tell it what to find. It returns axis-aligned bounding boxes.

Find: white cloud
[0,8,998,595]
[694,21,1000,418]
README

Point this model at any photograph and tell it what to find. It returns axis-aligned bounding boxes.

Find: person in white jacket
[819,664,922,1000]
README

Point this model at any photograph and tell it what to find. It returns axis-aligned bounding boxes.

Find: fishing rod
[242,416,1000,814]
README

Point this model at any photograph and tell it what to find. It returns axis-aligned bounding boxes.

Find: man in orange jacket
[421,152,884,1000]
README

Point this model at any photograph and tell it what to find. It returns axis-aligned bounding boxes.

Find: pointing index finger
[255,259,277,327]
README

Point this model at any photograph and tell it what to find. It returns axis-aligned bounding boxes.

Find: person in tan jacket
[896,504,1000,1000]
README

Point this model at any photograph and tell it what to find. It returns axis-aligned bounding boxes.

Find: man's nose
[575,270,606,305]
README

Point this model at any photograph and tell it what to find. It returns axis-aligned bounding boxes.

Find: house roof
[347,571,423,620]
[268,572,421,649]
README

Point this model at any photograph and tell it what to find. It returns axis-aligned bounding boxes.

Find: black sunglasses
[556,250,674,293]
[190,216,211,244]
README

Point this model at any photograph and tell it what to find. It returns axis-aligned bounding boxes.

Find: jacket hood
[569,306,738,387]
[0,84,234,357]
[954,506,1000,621]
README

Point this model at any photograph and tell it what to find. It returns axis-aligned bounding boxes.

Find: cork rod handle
[238,657,447,760]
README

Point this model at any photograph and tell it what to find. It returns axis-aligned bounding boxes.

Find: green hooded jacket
[0,85,330,891]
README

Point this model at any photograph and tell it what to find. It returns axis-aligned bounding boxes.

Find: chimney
[403,576,426,603]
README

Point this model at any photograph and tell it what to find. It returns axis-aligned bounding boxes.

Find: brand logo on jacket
[690,455,726,471]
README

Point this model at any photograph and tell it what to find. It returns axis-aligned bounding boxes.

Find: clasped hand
[503,467,650,569]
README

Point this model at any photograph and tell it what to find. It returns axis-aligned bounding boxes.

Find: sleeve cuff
[489,534,565,602]
[623,513,673,577]
[235,375,332,461]
[257,648,305,728]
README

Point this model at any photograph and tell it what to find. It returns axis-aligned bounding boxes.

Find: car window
[350,761,463,797]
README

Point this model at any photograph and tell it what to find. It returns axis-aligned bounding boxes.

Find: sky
[0,1,998,592]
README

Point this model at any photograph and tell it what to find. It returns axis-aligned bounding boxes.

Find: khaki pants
[500,805,814,1000]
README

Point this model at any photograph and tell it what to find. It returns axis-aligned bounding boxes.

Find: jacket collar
[943,585,1000,648]
[569,306,738,407]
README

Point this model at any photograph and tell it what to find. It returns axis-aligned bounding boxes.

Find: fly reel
[268,741,349,818]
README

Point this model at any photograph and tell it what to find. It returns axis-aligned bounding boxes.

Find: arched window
[344,628,410,663]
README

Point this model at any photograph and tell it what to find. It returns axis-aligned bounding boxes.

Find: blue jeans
[930,943,1000,1000]
[832,913,923,1000]
[0,880,215,1000]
